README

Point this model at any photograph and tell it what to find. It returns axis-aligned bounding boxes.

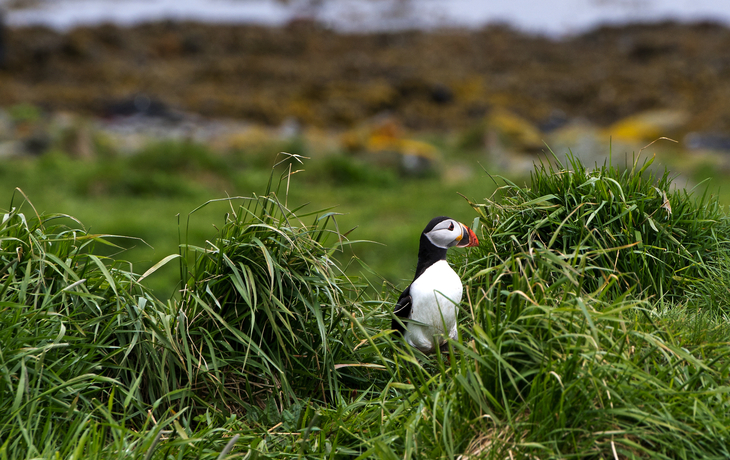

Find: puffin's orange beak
[456,222,479,248]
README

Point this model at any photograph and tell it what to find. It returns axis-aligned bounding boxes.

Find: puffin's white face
[425,218,464,248]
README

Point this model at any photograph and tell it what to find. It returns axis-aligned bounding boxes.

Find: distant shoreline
[4,0,730,38]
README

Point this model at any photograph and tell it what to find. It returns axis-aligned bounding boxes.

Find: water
[3,0,730,37]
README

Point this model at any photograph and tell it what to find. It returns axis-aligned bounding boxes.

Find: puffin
[392,216,479,353]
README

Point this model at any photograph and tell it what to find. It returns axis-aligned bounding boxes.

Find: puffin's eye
[448,222,454,231]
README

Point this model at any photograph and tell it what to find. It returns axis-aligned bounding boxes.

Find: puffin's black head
[413,216,479,280]
[422,216,479,249]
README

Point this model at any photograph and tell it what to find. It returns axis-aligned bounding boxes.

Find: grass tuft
[467,150,730,300]
[0,191,178,457]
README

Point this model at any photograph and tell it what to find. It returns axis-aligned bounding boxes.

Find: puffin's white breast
[404,260,463,353]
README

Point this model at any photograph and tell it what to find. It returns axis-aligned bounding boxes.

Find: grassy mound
[467,151,729,300]
[2,152,730,459]
[453,151,730,457]
[178,157,373,409]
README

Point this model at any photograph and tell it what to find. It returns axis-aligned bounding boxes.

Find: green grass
[0,198,177,458]
[2,147,730,459]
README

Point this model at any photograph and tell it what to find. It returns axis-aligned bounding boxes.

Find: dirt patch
[2,20,730,132]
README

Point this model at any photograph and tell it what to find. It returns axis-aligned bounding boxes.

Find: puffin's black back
[391,287,412,333]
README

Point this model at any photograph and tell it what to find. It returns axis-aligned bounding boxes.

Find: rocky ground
[1,20,729,133]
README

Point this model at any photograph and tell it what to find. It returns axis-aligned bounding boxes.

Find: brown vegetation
[1,20,730,132]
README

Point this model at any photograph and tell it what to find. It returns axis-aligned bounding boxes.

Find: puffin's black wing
[391,285,412,334]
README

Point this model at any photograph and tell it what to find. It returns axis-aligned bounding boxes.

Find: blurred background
[2,0,730,295]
